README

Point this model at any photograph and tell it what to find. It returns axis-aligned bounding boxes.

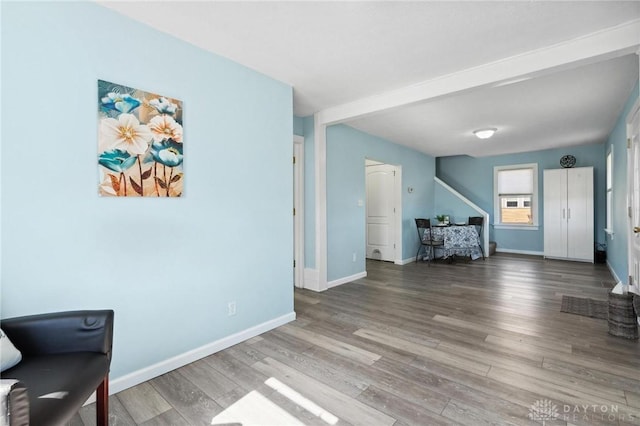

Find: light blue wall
[301,119,435,275]
[437,144,606,253]
[326,124,435,281]
[605,82,639,281]
[293,115,304,136]
[1,2,293,380]
[434,183,480,225]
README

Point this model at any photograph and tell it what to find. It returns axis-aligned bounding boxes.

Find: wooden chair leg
[97,375,109,426]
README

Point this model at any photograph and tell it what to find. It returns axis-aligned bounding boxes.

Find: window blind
[498,168,533,195]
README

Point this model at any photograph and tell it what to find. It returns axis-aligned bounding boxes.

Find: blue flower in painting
[101,92,141,113]
[98,149,138,172]
[149,97,178,115]
[150,139,183,167]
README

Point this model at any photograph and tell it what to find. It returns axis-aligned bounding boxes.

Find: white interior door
[628,104,640,291]
[366,163,396,261]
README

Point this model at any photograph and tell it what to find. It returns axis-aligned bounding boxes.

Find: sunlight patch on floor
[211,377,340,426]
[211,390,303,426]
[265,377,339,425]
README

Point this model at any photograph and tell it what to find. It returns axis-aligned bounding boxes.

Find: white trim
[494,225,539,231]
[328,271,367,289]
[84,312,296,404]
[396,257,417,265]
[435,177,485,214]
[394,167,403,264]
[293,136,305,289]
[497,248,544,256]
[434,177,490,257]
[626,92,640,287]
[606,259,623,284]
[544,255,596,263]
[303,268,320,292]
[314,116,328,292]
[604,228,615,236]
[493,163,539,228]
[606,145,614,233]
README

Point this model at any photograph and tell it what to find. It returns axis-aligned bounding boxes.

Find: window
[606,148,613,233]
[494,163,538,229]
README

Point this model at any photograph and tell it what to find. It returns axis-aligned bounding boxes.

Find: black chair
[468,216,485,259]
[1,310,114,426]
[415,218,444,266]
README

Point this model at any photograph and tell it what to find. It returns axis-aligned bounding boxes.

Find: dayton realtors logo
[528,399,636,423]
[528,399,559,424]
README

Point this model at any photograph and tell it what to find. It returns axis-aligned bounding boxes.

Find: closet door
[566,167,594,261]
[544,169,568,258]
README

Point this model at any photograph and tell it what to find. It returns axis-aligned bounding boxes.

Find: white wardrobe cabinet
[543,167,594,262]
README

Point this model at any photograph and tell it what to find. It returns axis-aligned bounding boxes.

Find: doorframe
[626,96,639,289]
[294,135,305,289]
[364,158,403,265]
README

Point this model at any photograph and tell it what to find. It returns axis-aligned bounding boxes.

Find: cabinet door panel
[567,167,594,261]
[544,169,568,258]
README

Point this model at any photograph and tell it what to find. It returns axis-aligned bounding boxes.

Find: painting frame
[97,79,184,197]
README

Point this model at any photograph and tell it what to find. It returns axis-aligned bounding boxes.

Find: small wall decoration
[559,154,576,168]
[98,80,183,197]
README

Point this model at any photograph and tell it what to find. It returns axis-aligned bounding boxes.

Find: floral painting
[98,80,183,197]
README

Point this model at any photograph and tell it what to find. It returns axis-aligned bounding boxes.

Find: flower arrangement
[98,80,183,197]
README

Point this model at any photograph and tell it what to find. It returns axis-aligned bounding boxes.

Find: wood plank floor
[72,254,640,425]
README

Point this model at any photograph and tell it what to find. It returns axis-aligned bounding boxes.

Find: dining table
[424,224,483,261]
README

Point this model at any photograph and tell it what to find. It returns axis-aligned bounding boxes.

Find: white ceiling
[100,1,640,157]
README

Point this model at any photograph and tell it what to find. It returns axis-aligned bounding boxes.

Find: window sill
[493,224,539,231]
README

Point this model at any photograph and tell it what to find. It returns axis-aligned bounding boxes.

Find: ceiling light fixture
[473,128,497,139]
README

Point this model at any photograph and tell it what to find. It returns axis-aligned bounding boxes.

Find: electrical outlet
[352,252,357,262]
[228,301,236,316]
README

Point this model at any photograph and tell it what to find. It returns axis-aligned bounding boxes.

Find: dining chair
[415,218,444,266]
[468,216,485,259]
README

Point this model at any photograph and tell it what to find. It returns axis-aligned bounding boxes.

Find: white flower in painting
[149,97,178,115]
[100,113,152,155]
[148,114,183,143]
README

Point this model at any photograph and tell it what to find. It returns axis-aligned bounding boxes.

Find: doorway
[365,159,401,263]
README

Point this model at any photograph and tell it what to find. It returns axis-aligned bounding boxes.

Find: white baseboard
[328,271,367,289]
[396,257,417,265]
[605,260,623,283]
[303,268,319,291]
[84,311,296,404]
[496,248,544,256]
